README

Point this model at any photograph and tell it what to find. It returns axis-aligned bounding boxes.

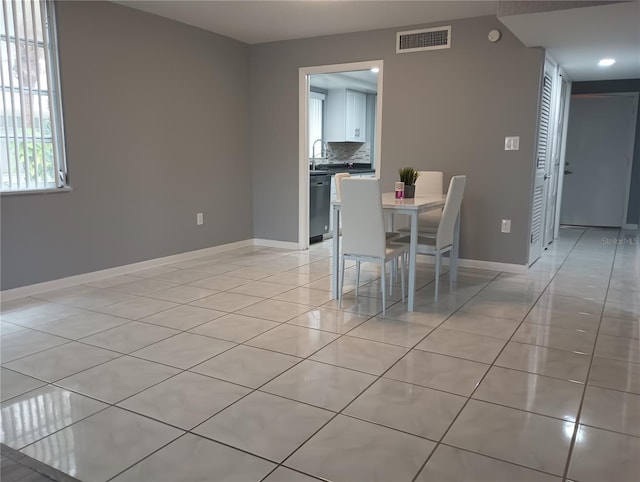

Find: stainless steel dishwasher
[309,172,331,243]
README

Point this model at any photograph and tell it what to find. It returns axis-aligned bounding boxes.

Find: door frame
[553,73,572,239]
[615,92,638,228]
[298,60,384,250]
[543,66,571,244]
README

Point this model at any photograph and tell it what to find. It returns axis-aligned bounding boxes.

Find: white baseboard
[2,236,526,301]
[415,255,527,274]
[253,238,300,250]
[1,239,255,301]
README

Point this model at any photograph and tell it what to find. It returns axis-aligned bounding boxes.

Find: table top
[381,192,445,209]
[333,193,445,212]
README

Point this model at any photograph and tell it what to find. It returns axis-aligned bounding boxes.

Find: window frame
[0,0,68,194]
[308,89,326,159]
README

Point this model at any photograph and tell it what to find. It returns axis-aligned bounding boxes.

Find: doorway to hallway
[560,93,638,228]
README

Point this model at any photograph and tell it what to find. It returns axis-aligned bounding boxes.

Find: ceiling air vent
[396,26,451,53]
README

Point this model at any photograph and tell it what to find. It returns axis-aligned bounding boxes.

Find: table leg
[450,213,460,285]
[408,211,418,311]
[385,212,395,233]
[332,205,340,299]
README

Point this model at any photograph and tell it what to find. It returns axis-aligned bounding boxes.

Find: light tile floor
[1,227,638,482]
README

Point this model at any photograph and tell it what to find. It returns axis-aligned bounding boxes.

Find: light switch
[504,136,520,151]
[501,219,511,233]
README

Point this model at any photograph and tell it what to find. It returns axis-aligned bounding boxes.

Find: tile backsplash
[312,142,370,164]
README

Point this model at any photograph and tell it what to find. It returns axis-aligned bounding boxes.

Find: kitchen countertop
[309,163,375,176]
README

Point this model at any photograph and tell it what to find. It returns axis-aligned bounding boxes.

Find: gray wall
[571,79,640,225]
[0,1,252,290]
[250,15,544,265]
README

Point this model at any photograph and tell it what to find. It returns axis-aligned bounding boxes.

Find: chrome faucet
[311,139,331,170]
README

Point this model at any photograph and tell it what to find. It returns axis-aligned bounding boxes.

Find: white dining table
[331,192,459,312]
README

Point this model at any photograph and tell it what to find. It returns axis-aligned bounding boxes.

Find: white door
[560,93,638,227]
[529,67,554,265]
[543,76,569,245]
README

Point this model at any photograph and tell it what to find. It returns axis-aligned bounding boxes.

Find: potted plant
[398,167,419,198]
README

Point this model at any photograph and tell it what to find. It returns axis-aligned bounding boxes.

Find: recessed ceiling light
[370,67,380,73]
[598,58,616,67]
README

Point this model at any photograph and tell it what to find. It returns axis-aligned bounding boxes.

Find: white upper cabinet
[326,89,367,142]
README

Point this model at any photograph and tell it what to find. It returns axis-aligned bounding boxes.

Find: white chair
[415,170,443,195]
[415,171,444,231]
[339,178,407,315]
[337,171,401,291]
[334,172,351,201]
[395,171,443,235]
[392,175,466,301]
[333,173,351,241]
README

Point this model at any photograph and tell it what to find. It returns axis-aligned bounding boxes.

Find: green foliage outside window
[8,128,55,185]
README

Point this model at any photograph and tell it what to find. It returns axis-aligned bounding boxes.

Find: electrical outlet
[504,136,520,151]
[196,213,204,226]
[501,219,511,233]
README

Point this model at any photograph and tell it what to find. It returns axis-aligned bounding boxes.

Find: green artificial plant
[398,167,419,186]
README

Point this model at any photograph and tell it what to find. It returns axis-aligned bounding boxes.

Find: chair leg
[400,254,406,303]
[435,251,441,302]
[449,251,454,292]
[355,260,361,298]
[339,256,346,308]
[381,260,387,316]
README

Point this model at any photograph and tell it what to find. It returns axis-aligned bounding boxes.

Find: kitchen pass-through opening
[298,60,384,249]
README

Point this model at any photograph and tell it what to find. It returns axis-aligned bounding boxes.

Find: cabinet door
[345,90,367,142]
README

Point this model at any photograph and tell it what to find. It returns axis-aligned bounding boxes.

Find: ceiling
[116,1,498,44]
[500,1,640,81]
[116,0,639,82]
[310,70,378,93]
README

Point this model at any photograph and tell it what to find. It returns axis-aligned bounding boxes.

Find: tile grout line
[5,247,473,481]
[6,233,633,481]
[5,307,321,462]
[259,268,503,480]
[49,275,381,481]
[560,228,621,482]
[0,249,566,463]
[103,299,378,481]
[3,283,338,380]
[5,250,333,480]
[214,262,436,480]
[408,227,587,482]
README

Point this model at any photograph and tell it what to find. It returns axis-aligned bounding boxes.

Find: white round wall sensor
[488,29,501,42]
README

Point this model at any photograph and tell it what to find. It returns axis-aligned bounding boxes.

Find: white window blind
[0,0,66,192]
[309,91,324,158]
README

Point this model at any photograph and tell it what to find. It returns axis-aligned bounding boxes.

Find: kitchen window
[1,0,67,193]
[308,90,325,158]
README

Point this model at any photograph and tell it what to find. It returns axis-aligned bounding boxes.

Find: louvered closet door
[529,66,554,265]
[544,76,569,245]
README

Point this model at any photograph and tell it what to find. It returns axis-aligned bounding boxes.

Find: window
[308,90,325,158]
[0,0,66,192]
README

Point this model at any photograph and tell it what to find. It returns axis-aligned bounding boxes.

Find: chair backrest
[436,175,466,249]
[415,171,443,196]
[334,172,351,201]
[340,178,386,258]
